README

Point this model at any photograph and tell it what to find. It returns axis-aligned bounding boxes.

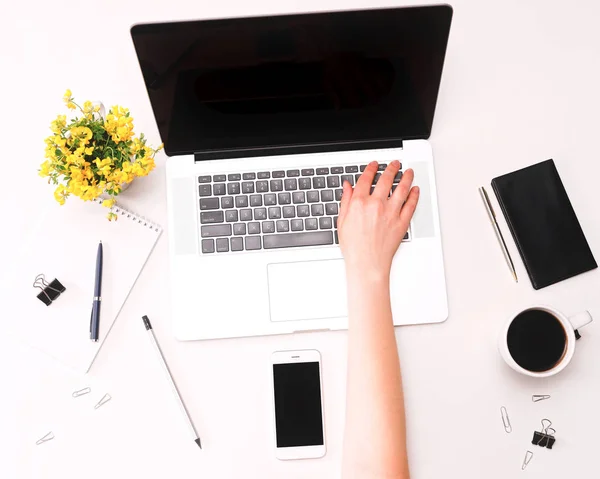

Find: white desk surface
[1,1,599,477]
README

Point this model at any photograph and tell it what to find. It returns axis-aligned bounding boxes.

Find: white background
[1,0,599,478]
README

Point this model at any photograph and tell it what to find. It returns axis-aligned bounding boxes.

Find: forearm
[342,274,409,479]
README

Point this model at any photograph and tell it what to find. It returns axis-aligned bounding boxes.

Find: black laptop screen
[130,5,452,157]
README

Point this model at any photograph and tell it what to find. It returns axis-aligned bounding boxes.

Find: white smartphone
[271,349,326,460]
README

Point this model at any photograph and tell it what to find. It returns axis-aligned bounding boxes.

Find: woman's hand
[337,160,419,280]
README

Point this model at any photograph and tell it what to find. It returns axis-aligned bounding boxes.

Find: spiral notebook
[2,198,162,372]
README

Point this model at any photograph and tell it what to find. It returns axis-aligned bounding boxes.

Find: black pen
[90,241,103,341]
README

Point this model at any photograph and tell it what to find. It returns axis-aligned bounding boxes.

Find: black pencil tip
[195,438,202,449]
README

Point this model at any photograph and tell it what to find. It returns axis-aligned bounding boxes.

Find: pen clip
[480,186,496,217]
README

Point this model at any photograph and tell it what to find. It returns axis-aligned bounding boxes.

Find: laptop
[130,5,452,340]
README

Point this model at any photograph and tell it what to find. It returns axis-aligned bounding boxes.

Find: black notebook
[491,159,597,289]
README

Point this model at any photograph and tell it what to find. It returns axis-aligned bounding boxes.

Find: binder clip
[532,419,556,449]
[33,274,66,306]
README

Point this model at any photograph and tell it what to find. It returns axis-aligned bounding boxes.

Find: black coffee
[507,309,567,372]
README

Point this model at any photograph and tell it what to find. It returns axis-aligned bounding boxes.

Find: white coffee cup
[499,305,593,378]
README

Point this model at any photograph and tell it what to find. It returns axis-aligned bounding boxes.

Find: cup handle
[568,311,593,340]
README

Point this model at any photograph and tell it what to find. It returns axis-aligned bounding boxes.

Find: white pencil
[142,315,202,449]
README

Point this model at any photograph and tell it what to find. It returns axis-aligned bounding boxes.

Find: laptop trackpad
[267,259,348,322]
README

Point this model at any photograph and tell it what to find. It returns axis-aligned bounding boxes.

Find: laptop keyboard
[197,163,408,254]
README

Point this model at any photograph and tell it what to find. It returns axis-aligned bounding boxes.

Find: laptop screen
[131,6,452,157]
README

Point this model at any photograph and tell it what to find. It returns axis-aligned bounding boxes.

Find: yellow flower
[116,126,129,138]
[102,198,116,208]
[67,179,88,197]
[94,157,113,177]
[85,185,102,200]
[94,158,112,168]
[84,146,94,156]
[108,160,135,184]
[109,170,124,184]
[39,160,52,177]
[44,145,57,160]
[54,185,68,205]
[70,126,93,145]
[104,105,134,143]
[69,166,85,182]
[63,89,76,110]
[53,135,67,148]
[70,180,101,201]
[132,162,146,177]
[82,101,96,119]
[134,156,156,177]
[50,115,67,134]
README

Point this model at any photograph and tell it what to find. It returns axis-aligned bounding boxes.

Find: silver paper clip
[501,406,512,433]
[94,393,111,409]
[72,387,91,398]
[532,394,551,403]
[522,450,533,470]
[36,431,55,445]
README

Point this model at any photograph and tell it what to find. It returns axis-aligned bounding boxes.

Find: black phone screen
[273,361,324,447]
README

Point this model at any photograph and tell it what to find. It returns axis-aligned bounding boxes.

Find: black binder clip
[532,419,556,449]
[33,274,66,306]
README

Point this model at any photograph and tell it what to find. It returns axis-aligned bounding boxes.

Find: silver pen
[479,186,518,282]
[142,315,202,450]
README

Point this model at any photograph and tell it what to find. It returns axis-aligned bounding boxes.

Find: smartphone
[271,349,326,460]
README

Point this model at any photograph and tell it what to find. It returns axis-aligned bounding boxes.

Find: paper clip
[33,274,66,306]
[35,431,55,445]
[532,395,551,403]
[94,393,111,409]
[532,419,556,449]
[72,387,91,398]
[522,450,533,470]
[501,406,512,433]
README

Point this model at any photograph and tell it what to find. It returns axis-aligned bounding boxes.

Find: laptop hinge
[193,139,403,162]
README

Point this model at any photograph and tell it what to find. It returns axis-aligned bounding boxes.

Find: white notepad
[3,198,161,372]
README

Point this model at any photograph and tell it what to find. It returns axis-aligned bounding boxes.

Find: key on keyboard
[264,231,333,249]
